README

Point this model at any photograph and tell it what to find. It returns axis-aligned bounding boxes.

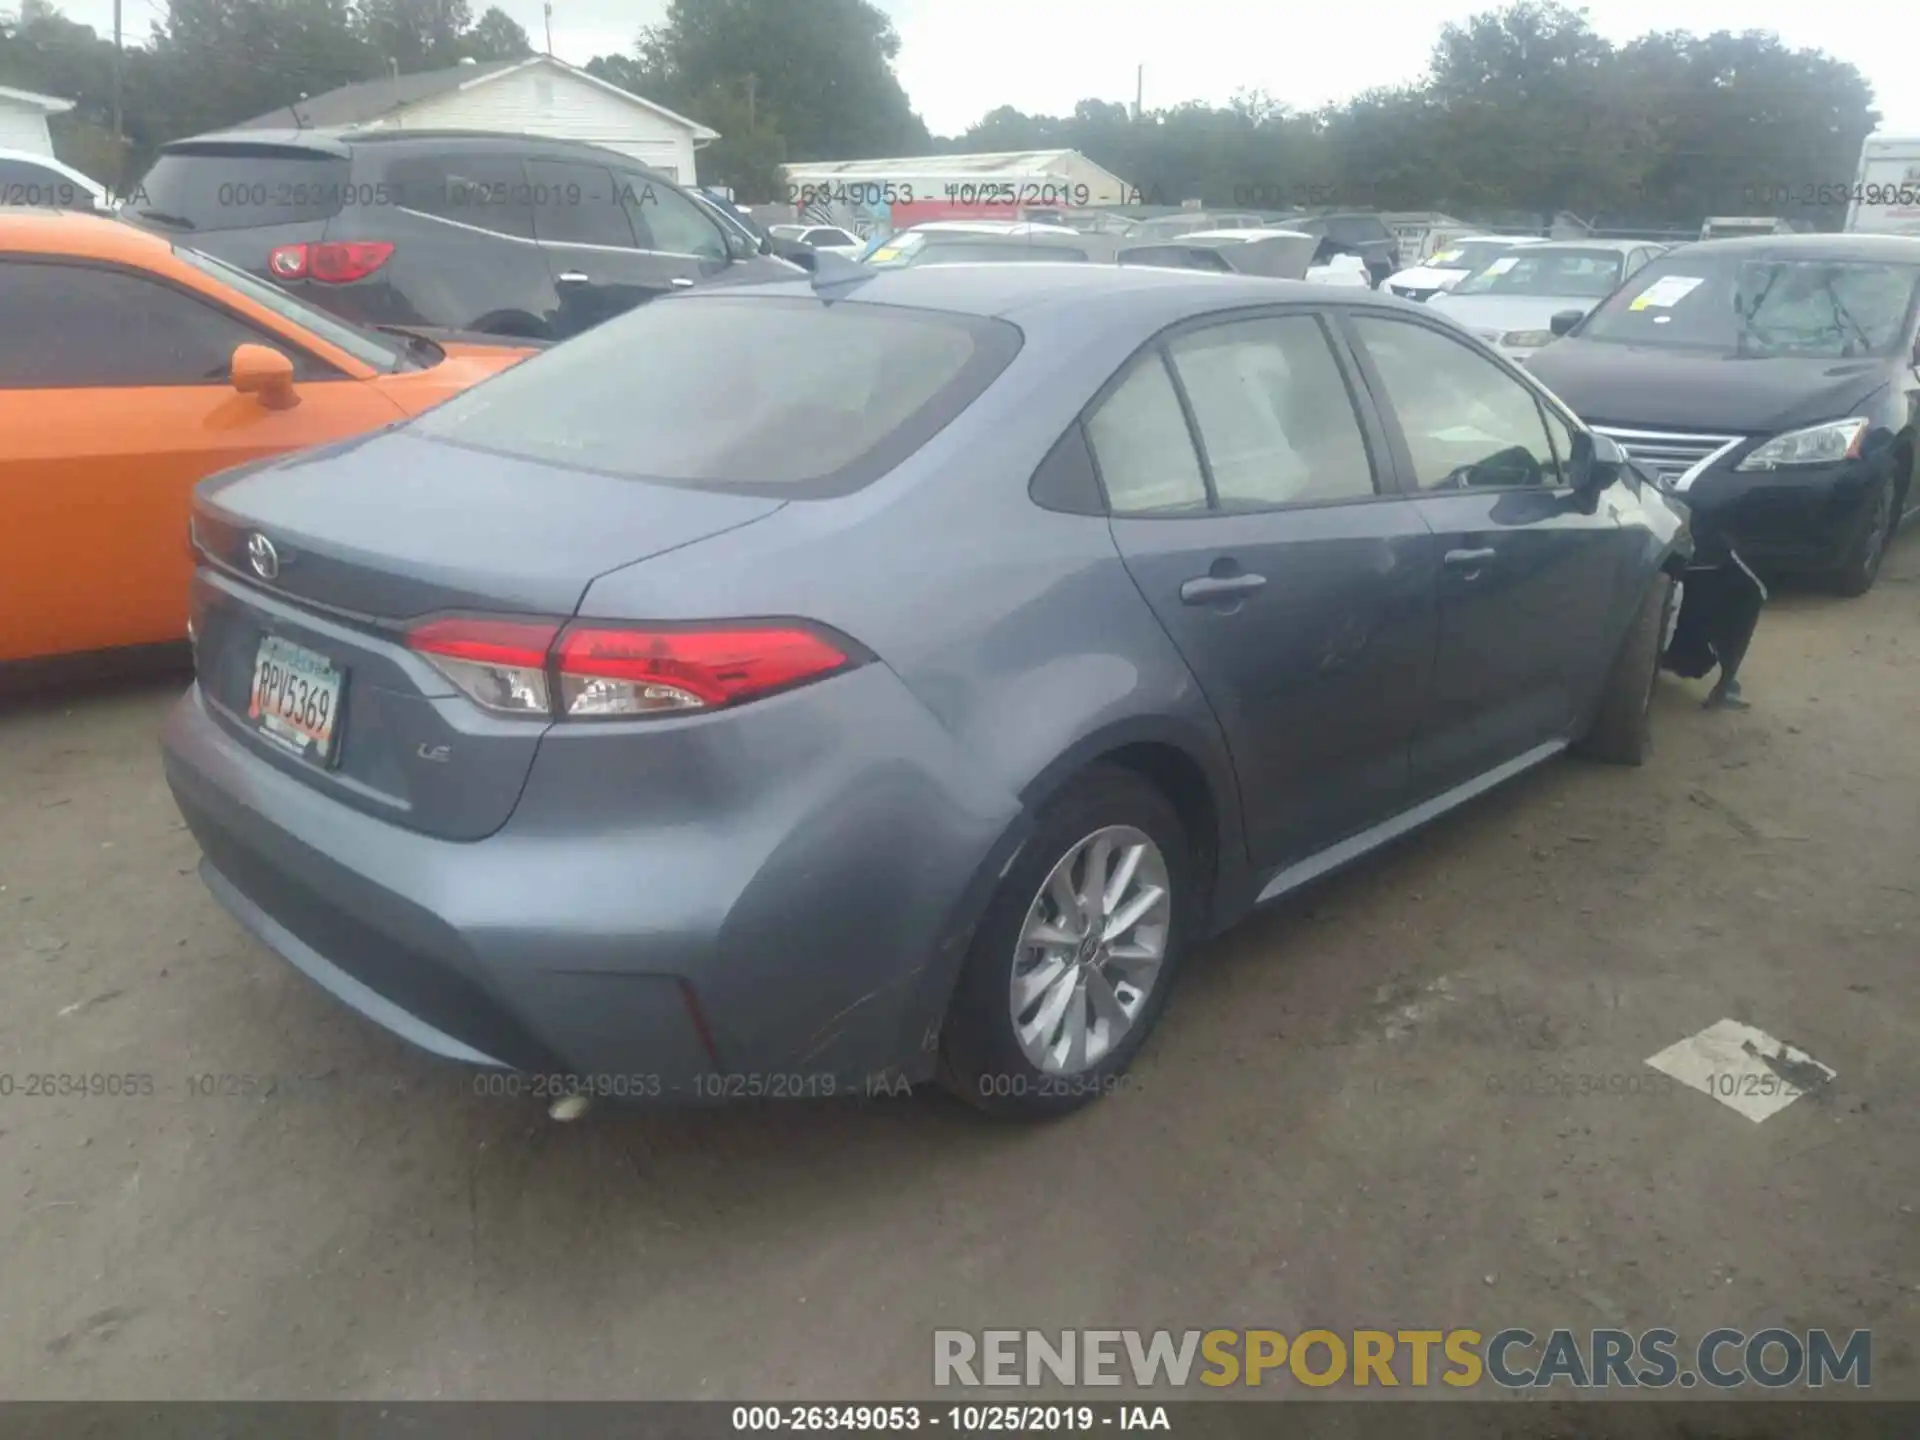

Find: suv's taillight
[268,241,394,283]
[406,618,854,720]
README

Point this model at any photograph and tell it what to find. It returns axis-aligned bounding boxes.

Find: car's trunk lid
[188,432,785,840]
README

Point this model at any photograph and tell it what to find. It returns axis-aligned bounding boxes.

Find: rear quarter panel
[572,314,1246,1070]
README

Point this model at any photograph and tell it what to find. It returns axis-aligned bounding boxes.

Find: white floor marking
[1645,1018,1836,1123]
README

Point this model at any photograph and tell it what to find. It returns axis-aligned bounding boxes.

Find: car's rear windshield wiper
[134,209,197,230]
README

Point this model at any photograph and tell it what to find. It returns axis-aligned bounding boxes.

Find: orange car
[0,209,535,666]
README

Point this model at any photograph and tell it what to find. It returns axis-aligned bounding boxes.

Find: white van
[1844,135,1920,236]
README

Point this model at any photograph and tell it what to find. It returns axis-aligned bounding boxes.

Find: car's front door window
[0,259,315,387]
[1351,316,1563,490]
[622,176,729,261]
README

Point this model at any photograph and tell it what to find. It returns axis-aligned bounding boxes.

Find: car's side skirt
[1252,739,1568,907]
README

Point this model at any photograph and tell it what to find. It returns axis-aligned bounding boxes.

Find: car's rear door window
[1084,354,1210,514]
[132,146,349,231]
[1166,315,1379,508]
[383,152,536,239]
[409,294,1021,497]
[525,159,635,248]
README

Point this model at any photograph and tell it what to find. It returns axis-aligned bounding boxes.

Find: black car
[1526,234,1920,596]
[1268,211,1400,287]
[121,129,795,341]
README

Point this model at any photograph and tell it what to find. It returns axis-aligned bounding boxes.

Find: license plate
[248,635,344,763]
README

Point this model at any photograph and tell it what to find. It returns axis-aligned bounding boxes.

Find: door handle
[1180,573,1267,604]
[556,271,591,285]
[1444,547,1498,568]
[669,277,696,289]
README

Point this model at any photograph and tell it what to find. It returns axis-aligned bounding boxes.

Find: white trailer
[1844,135,1920,236]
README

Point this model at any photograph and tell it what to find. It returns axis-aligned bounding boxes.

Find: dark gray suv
[122,129,796,341]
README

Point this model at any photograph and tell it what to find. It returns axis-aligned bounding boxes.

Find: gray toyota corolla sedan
[162,263,1690,1118]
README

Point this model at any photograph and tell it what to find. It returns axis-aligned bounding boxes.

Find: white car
[1303,252,1373,287]
[768,223,866,259]
[1383,235,1550,302]
[0,148,108,212]
[1428,240,1667,362]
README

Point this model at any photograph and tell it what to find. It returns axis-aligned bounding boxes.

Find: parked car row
[4,134,1914,1119]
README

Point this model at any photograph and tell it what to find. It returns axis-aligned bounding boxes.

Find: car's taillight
[408,617,561,717]
[267,241,394,283]
[554,624,852,718]
[405,617,855,720]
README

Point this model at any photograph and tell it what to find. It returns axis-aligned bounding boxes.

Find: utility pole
[111,0,123,191]
[543,2,553,56]
[1134,64,1143,121]
[744,72,756,130]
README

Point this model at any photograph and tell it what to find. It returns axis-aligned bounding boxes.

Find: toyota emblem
[247,533,280,581]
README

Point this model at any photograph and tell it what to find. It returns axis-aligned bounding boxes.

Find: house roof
[0,84,77,116]
[234,56,717,140]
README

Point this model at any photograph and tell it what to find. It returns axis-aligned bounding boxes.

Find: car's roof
[904,220,1080,237]
[684,261,1398,331]
[1181,228,1311,242]
[1672,232,1920,262]
[160,127,659,169]
[0,207,172,261]
[1512,239,1650,255]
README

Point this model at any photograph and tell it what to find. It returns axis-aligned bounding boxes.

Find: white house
[0,84,76,157]
[236,56,718,185]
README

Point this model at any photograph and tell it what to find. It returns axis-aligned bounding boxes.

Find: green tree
[602,0,929,162]
[461,5,531,61]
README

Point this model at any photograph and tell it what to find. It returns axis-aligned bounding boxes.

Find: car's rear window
[132,147,349,231]
[411,295,1023,497]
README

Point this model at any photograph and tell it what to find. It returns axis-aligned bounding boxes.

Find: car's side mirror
[1569,428,1628,496]
[230,344,297,408]
[1550,309,1584,337]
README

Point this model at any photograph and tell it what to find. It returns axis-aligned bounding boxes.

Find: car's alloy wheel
[1010,826,1170,1076]
[939,765,1191,1118]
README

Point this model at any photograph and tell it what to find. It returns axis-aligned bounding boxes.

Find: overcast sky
[75,0,1920,137]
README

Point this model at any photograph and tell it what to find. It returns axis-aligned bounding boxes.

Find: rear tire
[1575,575,1671,766]
[938,767,1193,1120]
[1831,469,1898,598]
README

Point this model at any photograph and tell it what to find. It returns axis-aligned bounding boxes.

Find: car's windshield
[1428,240,1523,273]
[1578,254,1920,357]
[172,244,410,372]
[410,295,1022,495]
[1451,248,1625,297]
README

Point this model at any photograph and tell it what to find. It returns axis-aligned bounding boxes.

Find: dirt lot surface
[2,544,1917,1415]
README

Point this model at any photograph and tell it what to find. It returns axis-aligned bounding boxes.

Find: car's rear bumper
[1685,457,1890,571]
[162,672,1022,1101]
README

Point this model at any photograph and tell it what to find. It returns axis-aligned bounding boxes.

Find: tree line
[1,0,1883,230]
